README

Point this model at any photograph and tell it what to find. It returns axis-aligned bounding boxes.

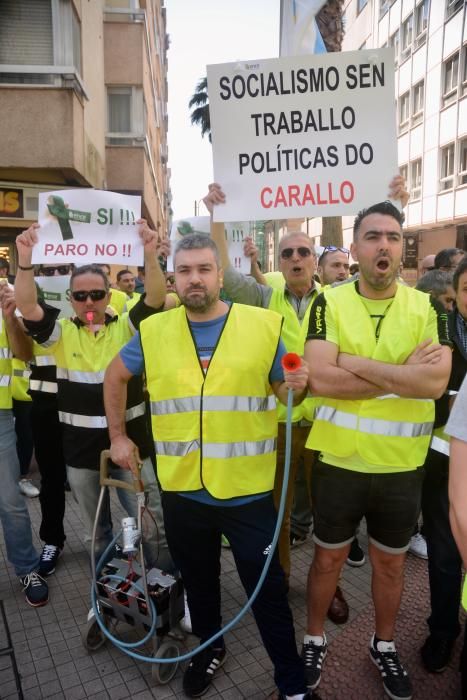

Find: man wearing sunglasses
[317,246,350,287]
[14,221,173,574]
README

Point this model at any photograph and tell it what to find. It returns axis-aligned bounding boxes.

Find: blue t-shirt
[120,309,286,506]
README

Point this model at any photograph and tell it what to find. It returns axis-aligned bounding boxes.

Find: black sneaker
[370,635,412,700]
[38,544,62,576]
[275,692,318,699]
[347,538,365,567]
[290,532,307,548]
[420,635,454,673]
[301,637,327,689]
[20,572,48,607]
[183,645,226,697]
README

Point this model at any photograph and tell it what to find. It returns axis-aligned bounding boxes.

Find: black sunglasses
[280,246,313,259]
[71,289,107,302]
[41,265,71,276]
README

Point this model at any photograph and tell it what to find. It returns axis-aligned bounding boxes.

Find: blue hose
[90,388,294,663]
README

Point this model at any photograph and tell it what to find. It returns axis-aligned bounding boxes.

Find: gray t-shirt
[446,375,467,442]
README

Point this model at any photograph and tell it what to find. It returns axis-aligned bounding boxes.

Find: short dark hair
[416,269,453,297]
[116,269,132,282]
[0,257,9,273]
[174,233,220,267]
[70,264,109,292]
[353,201,405,240]
[453,256,467,291]
[434,248,465,270]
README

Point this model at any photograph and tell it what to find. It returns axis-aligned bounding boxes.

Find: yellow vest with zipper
[268,285,319,423]
[11,358,31,402]
[307,282,436,469]
[141,304,282,499]
[0,323,12,409]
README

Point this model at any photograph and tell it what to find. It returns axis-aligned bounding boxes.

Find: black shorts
[311,460,424,553]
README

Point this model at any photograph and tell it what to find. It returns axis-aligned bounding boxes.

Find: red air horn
[281,352,301,372]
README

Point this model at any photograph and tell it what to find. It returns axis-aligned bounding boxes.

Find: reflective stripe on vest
[29,379,58,394]
[0,375,11,387]
[0,348,13,359]
[155,437,276,459]
[13,368,31,379]
[33,355,56,367]
[430,435,450,456]
[150,394,277,416]
[315,406,433,438]
[59,401,145,429]
[57,368,105,384]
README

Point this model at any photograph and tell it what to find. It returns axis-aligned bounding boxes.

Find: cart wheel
[81,616,108,652]
[151,641,179,685]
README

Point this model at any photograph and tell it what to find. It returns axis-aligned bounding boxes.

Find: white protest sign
[35,275,73,319]
[207,49,398,222]
[168,216,250,273]
[33,189,142,265]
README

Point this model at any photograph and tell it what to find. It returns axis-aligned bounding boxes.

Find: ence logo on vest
[315,304,323,334]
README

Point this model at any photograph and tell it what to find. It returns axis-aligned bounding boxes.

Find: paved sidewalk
[0,479,463,699]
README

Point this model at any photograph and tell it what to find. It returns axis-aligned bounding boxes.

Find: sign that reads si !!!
[33,189,142,265]
[207,49,398,222]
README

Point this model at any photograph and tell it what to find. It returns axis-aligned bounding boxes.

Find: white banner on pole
[33,189,142,265]
[168,216,250,274]
[207,49,398,222]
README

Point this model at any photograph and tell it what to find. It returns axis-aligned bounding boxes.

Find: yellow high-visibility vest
[307,282,436,469]
[0,323,12,409]
[141,304,282,499]
[268,285,319,423]
[11,358,31,403]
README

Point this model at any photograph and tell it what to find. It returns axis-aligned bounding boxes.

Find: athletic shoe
[18,479,40,498]
[20,572,48,607]
[420,635,454,673]
[290,531,307,548]
[180,592,192,633]
[408,533,428,560]
[347,538,366,567]
[274,692,317,699]
[301,637,327,689]
[183,645,226,697]
[38,544,62,576]
[370,635,413,700]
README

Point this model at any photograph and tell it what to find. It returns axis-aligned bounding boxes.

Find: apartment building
[0,0,170,269]
[338,0,466,278]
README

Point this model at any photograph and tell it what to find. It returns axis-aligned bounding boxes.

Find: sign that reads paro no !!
[207,49,398,222]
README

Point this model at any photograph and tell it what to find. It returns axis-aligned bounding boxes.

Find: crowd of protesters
[0,178,466,700]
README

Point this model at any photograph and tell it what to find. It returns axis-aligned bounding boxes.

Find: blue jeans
[67,457,174,572]
[0,410,39,575]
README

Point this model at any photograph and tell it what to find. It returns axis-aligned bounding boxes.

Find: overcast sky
[166,0,280,221]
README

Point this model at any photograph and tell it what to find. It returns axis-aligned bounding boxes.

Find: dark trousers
[31,400,67,548]
[422,448,462,641]
[162,491,306,696]
[12,399,34,477]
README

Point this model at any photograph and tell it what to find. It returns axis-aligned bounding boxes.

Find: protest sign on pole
[35,275,73,319]
[33,190,142,265]
[168,216,250,273]
[207,49,397,222]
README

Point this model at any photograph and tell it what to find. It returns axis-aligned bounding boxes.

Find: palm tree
[188,77,211,142]
[315,0,345,247]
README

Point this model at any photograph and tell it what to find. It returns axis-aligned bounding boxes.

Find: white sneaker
[180,592,192,633]
[19,479,40,498]
[408,533,428,559]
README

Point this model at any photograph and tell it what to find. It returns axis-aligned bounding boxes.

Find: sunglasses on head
[71,290,107,302]
[41,265,71,276]
[318,246,350,262]
[280,246,313,260]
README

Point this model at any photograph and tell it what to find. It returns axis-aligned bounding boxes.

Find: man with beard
[317,246,350,287]
[104,234,316,700]
[302,201,452,700]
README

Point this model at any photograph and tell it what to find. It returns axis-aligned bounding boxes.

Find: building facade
[0,0,170,270]
[339,0,466,278]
